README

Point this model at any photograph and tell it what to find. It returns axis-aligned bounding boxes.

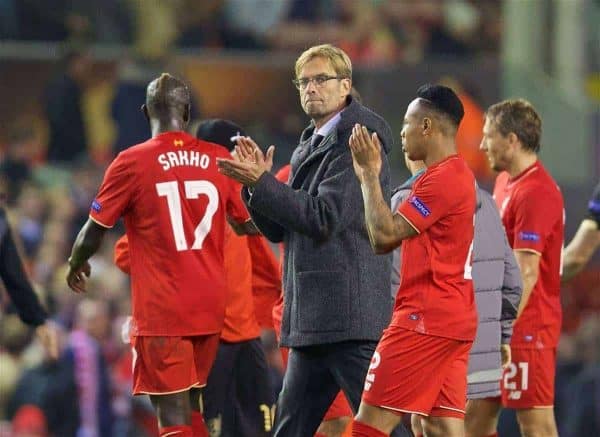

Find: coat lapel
[290,129,339,189]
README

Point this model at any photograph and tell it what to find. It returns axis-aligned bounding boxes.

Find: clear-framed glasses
[293,74,344,90]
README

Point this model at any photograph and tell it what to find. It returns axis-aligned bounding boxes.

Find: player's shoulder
[426,155,474,185]
[116,137,158,161]
[535,163,562,196]
[437,154,470,173]
[521,164,562,200]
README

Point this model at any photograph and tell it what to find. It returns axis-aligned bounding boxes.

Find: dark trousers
[273,340,410,437]
[204,338,275,437]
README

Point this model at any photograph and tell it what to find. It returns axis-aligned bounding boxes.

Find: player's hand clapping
[349,124,383,182]
[217,137,275,187]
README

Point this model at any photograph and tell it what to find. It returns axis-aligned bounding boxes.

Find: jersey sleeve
[510,188,556,254]
[226,179,250,224]
[90,153,136,228]
[396,169,455,233]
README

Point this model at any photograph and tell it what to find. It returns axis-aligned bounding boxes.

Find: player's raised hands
[349,124,382,181]
[66,259,91,293]
[217,137,275,187]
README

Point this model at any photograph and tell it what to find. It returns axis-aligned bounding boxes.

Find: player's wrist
[68,255,82,270]
[248,170,270,190]
[359,167,379,182]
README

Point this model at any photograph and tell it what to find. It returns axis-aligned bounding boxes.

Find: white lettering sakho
[158,150,211,171]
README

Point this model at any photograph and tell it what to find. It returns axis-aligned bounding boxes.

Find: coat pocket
[296,271,350,333]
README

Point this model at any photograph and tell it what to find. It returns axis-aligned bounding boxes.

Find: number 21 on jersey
[156,180,219,251]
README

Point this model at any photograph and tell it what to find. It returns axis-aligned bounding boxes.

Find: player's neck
[410,162,426,175]
[507,153,537,178]
[423,140,456,167]
[150,119,186,138]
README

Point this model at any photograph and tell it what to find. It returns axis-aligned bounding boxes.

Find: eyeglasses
[293,75,345,90]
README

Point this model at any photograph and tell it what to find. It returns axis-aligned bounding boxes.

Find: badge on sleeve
[409,196,431,217]
[91,199,102,213]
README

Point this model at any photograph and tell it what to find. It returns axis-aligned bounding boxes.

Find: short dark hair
[146,73,190,118]
[195,119,246,152]
[416,84,464,127]
[485,99,541,153]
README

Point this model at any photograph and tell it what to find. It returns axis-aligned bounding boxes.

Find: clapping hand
[217,137,275,187]
[348,124,382,182]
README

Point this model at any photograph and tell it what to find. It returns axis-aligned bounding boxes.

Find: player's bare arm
[562,218,600,282]
[66,218,107,293]
[513,250,541,317]
[500,344,511,368]
[349,124,417,253]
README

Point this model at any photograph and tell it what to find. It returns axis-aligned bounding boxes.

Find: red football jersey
[221,226,261,342]
[493,161,564,348]
[90,131,249,336]
[394,155,477,341]
[114,229,262,342]
[247,235,281,329]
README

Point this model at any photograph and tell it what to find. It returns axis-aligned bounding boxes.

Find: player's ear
[507,132,519,148]
[141,104,149,122]
[183,104,191,124]
[422,117,432,136]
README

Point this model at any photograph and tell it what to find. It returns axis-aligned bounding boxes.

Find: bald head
[145,73,191,124]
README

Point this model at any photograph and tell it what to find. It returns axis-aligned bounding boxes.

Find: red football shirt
[493,161,564,348]
[90,131,249,336]
[394,155,477,341]
[221,226,261,342]
[114,229,262,342]
[247,235,281,329]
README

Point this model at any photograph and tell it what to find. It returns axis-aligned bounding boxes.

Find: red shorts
[132,334,220,395]
[501,347,556,408]
[273,301,352,420]
[362,325,472,418]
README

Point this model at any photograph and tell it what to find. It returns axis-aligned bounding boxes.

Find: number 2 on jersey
[156,180,219,251]
[463,213,476,279]
[463,240,474,280]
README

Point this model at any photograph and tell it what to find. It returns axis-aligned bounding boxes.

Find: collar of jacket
[299,95,392,155]
[301,94,366,143]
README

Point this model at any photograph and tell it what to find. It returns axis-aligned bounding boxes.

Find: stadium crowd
[1,0,501,63]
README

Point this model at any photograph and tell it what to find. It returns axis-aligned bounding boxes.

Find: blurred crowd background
[0,1,598,436]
